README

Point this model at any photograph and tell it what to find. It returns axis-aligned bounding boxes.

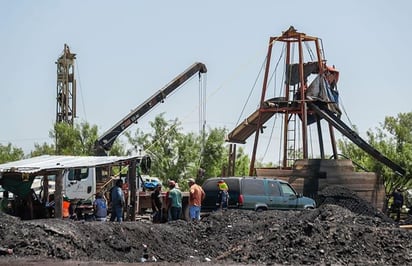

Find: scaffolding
[56,44,77,125]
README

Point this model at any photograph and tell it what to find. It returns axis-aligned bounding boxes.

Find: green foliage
[108,141,126,156]
[1,115,248,186]
[124,114,229,187]
[234,146,250,176]
[29,121,126,157]
[0,143,24,164]
[30,142,56,157]
[338,112,412,194]
[49,121,99,155]
[200,127,227,179]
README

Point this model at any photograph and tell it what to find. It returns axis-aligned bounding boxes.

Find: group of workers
[64,177,230,223]
[151,178,229,223]
[87,178,125,222]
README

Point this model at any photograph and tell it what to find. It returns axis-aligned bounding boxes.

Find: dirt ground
[1,185,412,265]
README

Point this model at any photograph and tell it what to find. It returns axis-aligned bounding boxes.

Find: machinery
[93,62,207,156]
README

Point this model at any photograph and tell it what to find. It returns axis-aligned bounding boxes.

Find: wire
[74,60,87,122]
[235,57,266,126]
[339,92,355,129]
[304,42,316,62]
[261,43,286,162]
[198,74,207,168]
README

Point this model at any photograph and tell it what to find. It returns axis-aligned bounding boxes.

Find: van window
[280,183,296,196]
[225,179,240,192]
[242,179,264,195]
[203,180,219,191]
[68,168,89,181]
[267,181,281,196]
[203,178,240,192]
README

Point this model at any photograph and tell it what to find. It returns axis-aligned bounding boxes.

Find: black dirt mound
[316,185,393,222]
[1,185,412,265]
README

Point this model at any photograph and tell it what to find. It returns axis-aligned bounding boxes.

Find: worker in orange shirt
[62,195,70,218]
[188,178,205,222]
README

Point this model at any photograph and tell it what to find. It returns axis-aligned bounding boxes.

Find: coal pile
[316,185,393,222]
[1,185,412,265]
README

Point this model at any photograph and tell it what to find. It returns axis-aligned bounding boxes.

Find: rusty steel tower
[226,26,404,177]
[56,44,77,125]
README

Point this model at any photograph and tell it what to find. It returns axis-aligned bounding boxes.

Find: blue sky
[1,1,411,163]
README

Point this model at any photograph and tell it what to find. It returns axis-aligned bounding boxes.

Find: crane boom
[94,62,207,156]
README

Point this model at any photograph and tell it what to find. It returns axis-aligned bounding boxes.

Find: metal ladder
[286,113,297,167]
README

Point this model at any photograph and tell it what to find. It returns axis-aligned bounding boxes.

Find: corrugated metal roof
[0,155,144,174]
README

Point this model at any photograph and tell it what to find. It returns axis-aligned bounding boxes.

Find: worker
[0,191,10,214]
[110,179,125,222]
[151,184,163,223]
[391,188,404,222]
[216,179,229,211]
[167,180,182,221]
[188,178,205,222]
[62,195,70,219]
[93,192,107,222]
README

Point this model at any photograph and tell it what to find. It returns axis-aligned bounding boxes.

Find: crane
[93,62,207,156]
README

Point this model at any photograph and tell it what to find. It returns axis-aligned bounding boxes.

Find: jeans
[152,210,162,223]
[189,205,201,221]
[169,206,182,221]
[110,205,123,222]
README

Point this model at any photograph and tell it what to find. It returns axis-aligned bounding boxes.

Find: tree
[125,114,187,185]
[199,127,227,180]
[338,112,412,195]
[0,143,24,164]
[30,121,125,157]
[50,121,98,155]
[30,142,55,157]
[234,146,250,176]
[124,114,231,188]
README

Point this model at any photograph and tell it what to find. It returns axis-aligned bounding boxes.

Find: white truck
[0,154,190,221]
[0,155,150,219]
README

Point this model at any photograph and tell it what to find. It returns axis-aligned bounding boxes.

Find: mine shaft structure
[227,26,404,179]
[250,26,332,170]
[226,27,405,209]
[56,44,77,125]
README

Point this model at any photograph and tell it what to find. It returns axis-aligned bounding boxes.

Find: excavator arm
[94,62,207,156]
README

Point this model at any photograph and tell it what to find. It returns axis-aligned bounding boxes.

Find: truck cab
[64,167,96,200]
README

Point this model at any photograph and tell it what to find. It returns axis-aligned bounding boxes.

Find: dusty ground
[1,185,412,265]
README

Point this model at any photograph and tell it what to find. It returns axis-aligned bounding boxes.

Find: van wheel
[256,207,265,212]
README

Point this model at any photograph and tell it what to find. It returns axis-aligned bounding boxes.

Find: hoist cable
[261,43,286,162]
[235,58,266,126]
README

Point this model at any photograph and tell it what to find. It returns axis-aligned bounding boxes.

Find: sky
[1,1,411,164]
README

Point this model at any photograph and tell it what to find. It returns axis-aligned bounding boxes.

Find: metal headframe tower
[56,44,77,125]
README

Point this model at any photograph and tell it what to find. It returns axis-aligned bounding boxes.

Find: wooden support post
[42,174,49,204]
[54,170,64,219]
[129,159,137,221]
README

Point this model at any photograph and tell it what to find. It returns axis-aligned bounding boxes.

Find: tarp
[306,74,341,118]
